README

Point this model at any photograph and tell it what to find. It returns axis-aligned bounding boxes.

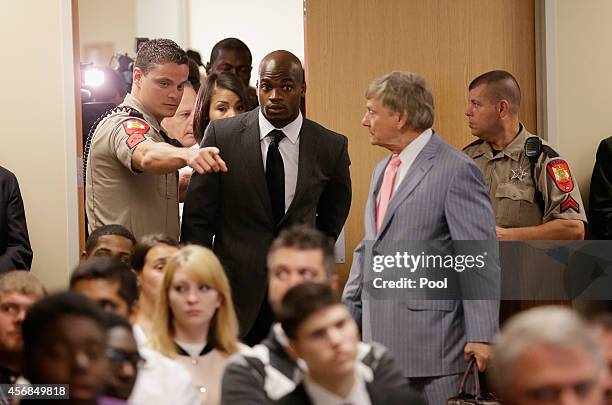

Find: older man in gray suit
[342,72,499,405]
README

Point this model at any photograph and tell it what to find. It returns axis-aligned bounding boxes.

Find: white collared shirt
[377,128,433,202]
[303,372,372,405]
[259,110,303,212]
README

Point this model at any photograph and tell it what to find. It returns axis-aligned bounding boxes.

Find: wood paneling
[304,0,536,286]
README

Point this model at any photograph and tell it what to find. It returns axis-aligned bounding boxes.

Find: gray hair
[365,71,434,131]
[488,306,604,397]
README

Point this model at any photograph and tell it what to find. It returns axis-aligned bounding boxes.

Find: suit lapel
[240,109,274,221]
[376,133,442,237]
[279,118,315,226]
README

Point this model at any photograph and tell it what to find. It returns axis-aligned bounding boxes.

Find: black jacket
[0,166,32,272]
[589,136,612,239]
[181,108,351,337]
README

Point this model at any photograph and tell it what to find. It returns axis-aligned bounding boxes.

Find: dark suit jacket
[181,108,351,336]
[0,166,32,273]
[589,136,612,239]
[275,381,425,405]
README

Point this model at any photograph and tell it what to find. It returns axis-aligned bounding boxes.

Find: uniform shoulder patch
[122,118,149,149]
[122,118,150,135]
[546,159,574,192]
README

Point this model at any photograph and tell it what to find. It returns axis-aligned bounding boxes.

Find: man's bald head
[257,50,306,128]
[469,70,521,114]
[259,50,304,84]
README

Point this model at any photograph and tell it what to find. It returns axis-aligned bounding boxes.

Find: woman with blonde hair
[149,245,240,405]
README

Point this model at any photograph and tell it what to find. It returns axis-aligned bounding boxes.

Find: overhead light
[83,68,105,87]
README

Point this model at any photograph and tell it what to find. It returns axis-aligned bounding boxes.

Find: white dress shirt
[258,110,303,213]
[303,372,372,405]
[376,128,433,203]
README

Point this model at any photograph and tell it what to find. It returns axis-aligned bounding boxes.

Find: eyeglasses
[106,347,145,369]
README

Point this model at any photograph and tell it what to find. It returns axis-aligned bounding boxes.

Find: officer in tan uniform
[463,70,586,240]
[463,70,586,319]
[85,39,226,240]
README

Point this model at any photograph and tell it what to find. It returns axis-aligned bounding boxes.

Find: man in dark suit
[589,136,612,239]
[0,166,32,273]
[181,50,352,345]
[275,283,424,405]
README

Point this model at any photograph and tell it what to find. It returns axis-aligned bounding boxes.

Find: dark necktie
[266,129,286,225]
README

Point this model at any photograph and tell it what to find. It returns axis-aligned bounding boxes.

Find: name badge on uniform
[546,159,574,192]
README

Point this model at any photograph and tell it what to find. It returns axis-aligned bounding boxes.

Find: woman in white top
[149,245,240,405]
[131,234,180,345]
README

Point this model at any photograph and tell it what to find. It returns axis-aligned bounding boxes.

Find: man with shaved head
[464,70,586,241]
[182,50,351,345]
[464,71,586,320]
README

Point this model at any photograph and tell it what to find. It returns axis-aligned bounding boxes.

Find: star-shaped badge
[511,166,528,182]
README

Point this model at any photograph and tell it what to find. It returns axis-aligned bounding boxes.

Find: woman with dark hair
[131,234,180,345]
[193,73,252,143]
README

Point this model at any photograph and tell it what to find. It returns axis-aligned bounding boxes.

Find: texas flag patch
[546,159,574,192]
[123,119,149,149]
[560,195,580,213]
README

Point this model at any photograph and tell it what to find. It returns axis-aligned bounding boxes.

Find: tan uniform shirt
[463,124,586,228]
[85,94,179,239]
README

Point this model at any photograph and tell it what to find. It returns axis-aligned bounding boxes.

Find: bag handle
[457,356,481,397]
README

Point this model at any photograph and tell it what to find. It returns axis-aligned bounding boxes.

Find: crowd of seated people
[2,225,612,404]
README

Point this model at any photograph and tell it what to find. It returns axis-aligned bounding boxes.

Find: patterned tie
[266,129,286,225]
[376,154,402,232]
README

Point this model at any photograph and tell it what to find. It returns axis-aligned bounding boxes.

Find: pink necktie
[376,154,402,232]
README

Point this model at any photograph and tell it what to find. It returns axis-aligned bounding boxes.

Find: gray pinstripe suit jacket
[342,132,499,378]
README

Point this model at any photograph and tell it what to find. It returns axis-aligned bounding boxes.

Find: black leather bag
[447,358,501,405]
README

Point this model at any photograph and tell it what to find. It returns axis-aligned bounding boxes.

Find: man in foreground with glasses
[102,312,143,401]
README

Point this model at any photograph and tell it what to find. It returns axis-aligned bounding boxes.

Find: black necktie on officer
[266,129,286,225]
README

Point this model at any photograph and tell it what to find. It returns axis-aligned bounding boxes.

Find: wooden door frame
[535,0,558,146]
[71,0,86,255]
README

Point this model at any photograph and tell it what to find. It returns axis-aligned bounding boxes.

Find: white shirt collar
[303,371,371,405]
[258,109,303,144]
[397,128,432,163]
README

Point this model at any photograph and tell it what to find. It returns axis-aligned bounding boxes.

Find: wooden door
[304,0,537,285]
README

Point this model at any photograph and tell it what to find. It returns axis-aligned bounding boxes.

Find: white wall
[136,0,188,48]
[188,0,304,86]
[554,0,612,209]
[79,0,136,63]
[0,0,79,290]
[540,0,612,211]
